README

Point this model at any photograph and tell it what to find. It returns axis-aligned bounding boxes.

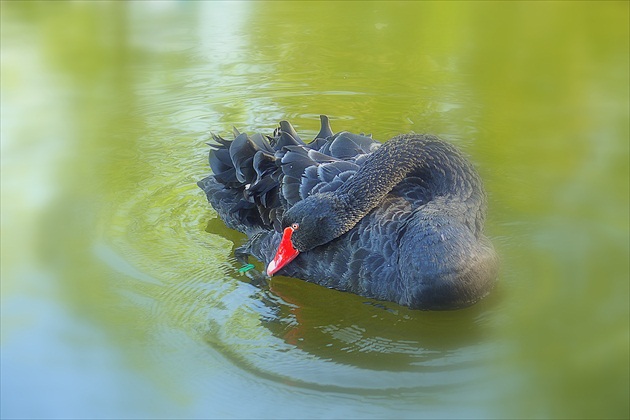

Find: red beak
[267,226,300,276]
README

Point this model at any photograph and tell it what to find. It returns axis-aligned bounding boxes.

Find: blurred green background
[1,1,628,419]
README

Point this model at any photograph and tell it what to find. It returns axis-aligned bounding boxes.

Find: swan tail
[205,129,280,229]
[197,175,258,234]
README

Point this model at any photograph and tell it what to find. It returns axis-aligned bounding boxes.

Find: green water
[2,2,628,418]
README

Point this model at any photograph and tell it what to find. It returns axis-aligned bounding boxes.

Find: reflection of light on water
[197,1,250,61]
[1,259,190,418]
[1,21,73,274]
[93,242,163,286]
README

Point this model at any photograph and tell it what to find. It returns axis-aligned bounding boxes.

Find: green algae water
[2,2,628,418]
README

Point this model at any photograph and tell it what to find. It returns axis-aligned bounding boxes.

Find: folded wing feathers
[206,116,377,228]
[315,114,333,139]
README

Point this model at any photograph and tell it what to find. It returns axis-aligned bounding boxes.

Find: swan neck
[337,134,485,232]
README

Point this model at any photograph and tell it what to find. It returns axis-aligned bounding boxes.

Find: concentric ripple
[95,107,501,397]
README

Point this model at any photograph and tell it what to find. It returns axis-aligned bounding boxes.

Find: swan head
[266,193,350,276]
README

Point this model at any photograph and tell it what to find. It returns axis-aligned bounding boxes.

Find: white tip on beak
[266,260,277,277]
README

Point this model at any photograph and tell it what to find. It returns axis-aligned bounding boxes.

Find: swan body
[198,116,497,310]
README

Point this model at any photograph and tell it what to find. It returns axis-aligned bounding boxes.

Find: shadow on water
[199,215,504,394]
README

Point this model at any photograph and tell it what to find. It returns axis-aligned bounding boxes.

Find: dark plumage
[198,115,498,310]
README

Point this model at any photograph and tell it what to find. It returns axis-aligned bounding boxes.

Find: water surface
[2,2,628,418]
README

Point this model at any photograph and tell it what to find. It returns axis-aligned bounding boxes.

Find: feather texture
[198,116,498,310]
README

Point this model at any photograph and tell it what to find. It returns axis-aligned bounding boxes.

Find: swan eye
[291,223,299,231]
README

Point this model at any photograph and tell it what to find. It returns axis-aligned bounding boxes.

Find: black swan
[198,115,498,310]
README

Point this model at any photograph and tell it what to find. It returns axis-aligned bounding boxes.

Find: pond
[2,2,628,418]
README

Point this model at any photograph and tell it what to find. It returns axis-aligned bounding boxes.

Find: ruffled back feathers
[198,115,380,233]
